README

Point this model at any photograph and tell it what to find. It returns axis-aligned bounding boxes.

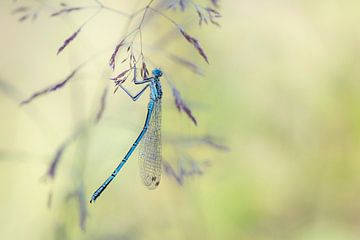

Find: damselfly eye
[152,68,163,77]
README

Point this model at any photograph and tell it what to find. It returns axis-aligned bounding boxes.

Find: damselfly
[90,68,163,203]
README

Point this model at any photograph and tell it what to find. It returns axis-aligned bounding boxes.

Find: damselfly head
[152,68,163,78]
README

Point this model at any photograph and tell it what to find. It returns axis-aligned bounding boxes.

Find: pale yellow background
[1,0,360,239]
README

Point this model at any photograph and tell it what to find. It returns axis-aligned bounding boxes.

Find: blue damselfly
[90,68,163,203]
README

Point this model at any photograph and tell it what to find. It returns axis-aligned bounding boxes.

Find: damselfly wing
[138,98,162,189]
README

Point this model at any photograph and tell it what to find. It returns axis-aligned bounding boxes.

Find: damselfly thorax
[149,78,163,101]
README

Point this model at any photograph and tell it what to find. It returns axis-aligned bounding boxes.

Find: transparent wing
[138,99,162,189]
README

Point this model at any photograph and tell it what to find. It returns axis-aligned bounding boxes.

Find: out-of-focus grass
[1,0,360,239]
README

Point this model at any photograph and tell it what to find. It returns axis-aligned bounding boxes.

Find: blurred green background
[1,0,360,239]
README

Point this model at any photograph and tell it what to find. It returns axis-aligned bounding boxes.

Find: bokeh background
[1,0,360,239]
